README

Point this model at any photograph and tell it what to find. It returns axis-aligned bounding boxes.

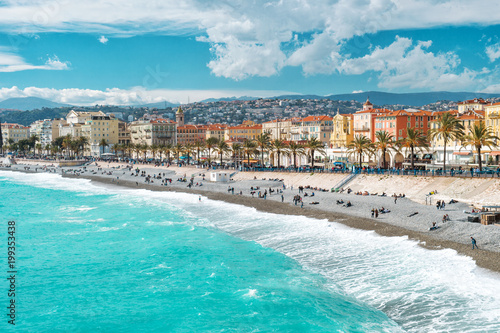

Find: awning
[489,151,500,156]
[242,159,259,163]
[453,152,471,156]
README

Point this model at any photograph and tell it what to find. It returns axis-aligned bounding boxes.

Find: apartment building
[130,118,177,146]
[1,122,30,144]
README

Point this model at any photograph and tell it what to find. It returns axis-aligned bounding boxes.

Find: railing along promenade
[241,166,500,179]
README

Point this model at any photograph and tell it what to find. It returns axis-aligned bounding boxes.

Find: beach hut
[210,171,230,182]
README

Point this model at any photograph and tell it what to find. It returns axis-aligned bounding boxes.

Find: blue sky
[0,0,500,105]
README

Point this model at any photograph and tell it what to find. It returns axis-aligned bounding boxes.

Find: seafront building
[1,122,30,144]
[224,121,262,141]
[130,118,177,146]
[11,96,499,168]
[29,119,53,147]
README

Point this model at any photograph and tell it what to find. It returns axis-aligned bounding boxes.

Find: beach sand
[4,160,500,274]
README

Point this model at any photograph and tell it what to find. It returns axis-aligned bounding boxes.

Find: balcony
[489,112,500,119]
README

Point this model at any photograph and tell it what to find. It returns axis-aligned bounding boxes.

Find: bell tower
[176,106,184,126]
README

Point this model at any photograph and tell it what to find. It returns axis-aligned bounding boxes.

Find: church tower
[363,97,373,111]
[176,106,184,126]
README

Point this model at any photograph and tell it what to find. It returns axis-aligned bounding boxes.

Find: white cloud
[0,51,69,72]
[486,43,500,62]
[0,1,499,86]
[336,36,477,90]
[98,35,108,44]
[0,86,297,105]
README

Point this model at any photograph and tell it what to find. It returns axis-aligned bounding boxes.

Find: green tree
[242,139,257,167]
[99,139,109,157]
[231,143,242,169]
[194,140,205,165]
[214,140,230,166]
[163,143,173,164]
[287,141,305,169]
[256,132,271,166]
[304,137,326,168]
[183,143,195,164]
[205,137,219,163]
[347,135,374,169]
[374,131,395,169]
[270,139,288,168]
[461,121,499,172]
[429,112,464,172]
[173,143,184,163]
[399,127,429,170]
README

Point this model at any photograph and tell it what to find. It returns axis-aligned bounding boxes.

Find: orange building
[373,109,433,141]
[177,124,207,145]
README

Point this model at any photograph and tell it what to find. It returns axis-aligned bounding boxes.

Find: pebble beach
[4,159,500,274]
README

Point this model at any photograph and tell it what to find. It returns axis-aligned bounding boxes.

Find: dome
[176,106,184,114]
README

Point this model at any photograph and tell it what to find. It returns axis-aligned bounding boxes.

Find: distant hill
[0,97,71,111]
[200,96,257,103]
[133,101,179,109]
[274,91,500,106]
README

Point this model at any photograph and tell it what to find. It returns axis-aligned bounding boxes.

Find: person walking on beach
[471,237,478,249]
[375,209,379,218]
[281,194,284,202]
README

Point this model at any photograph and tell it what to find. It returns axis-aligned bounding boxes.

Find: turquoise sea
[1,171,500,332]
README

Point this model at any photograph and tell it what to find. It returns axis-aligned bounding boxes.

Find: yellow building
[485,102,500,139]
[330,112,353,148]
[205,124,227,142]
[81,114,120,156]
[225,122,262,141]
[1,122,30,145]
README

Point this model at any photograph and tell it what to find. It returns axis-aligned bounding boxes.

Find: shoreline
[3,163,500,274]
[67,173,500,275]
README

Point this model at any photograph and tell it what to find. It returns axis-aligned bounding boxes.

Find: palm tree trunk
[359,151,362,170]
[382,148,387,169]
[220,152,223,165]
[293,152,297,169]
[443,142,447,174]
[411,145,415,170]
[277,152,281,168]
[477,146,482,172]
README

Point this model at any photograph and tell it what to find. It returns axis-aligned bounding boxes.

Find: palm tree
[150,144,159,161]
[347,135,374,169]
[214,140,230,166]
[270,139,288,168]
[205,137,219,163]
[184,143,195,165]
[194,140,205,165]
[99,139,109,157]
[62,135,73,157]
[304,137,326,168]
[28,134,39,153]
[140,143,150,160]
[399,127,429,170]
[133,143,141,160]
[242,139,257,168]
[231,143,242,169]
[288,141,305,169]
[77,137,89,157]
[429,112,465,173]
[124,143,133,158]
[255,132,271,166]
[461,122,499,172]
[173,143,184,163]
[163,143,173,164]
[374,131,395,169]
[111,143,121,157]
[35,143,42,156]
